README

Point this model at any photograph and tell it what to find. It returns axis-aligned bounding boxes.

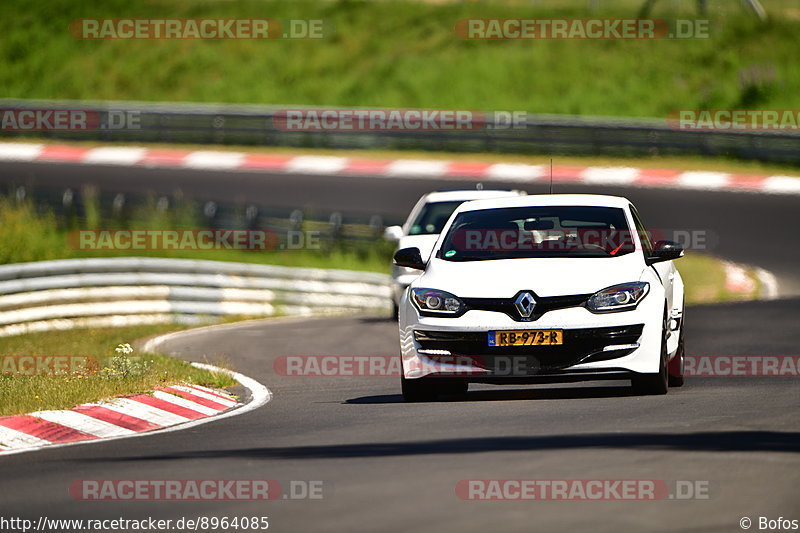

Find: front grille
[414,324,644,373]
[462,293,591,321]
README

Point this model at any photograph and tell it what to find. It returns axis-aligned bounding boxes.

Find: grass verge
[1,0,798,118]
[678,253,760,304]
[0,324,237,417]
[0,197,393,272]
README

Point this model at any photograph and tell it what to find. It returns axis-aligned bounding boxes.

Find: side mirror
[646,240,684,265]
[393,247,426,270]
[383,225,404,242]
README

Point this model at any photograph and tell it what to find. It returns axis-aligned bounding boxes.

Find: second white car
[385,188,525,317]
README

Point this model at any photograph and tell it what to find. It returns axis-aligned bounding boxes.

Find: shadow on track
[345,384,637,404]
[89,431,800,463]
[358,316,394,324]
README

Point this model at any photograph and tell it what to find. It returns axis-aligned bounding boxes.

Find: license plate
[488,330,563,347]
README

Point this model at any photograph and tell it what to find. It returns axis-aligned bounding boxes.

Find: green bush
[0,199,67,264]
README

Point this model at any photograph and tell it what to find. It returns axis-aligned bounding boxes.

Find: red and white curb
[2,142,800,195]
[0,363,271,457]
[724,262,757,295]
[723,261,779,300]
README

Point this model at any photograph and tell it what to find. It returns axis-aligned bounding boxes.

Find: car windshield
[408,201,463,235]
[438,205,635,261]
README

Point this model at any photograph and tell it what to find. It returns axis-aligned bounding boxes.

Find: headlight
[586,282,649,313]
[411,288,464,315]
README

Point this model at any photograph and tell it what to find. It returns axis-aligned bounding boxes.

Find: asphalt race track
[0,161,798,532]
[2,160,799,294]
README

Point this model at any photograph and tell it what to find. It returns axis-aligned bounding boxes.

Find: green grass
[0,197,67,265]
[60,242,392,272]
[1,0,798,118]
[0,324,237,417]
[0,197,394,272]
[677,253,760,304]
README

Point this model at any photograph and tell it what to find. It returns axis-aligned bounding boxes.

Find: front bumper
[414,324,643,370]
[399,296,664,380]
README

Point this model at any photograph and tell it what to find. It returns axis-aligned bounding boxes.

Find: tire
[631,310,669,395]
[441,380,468,398]
[392,301,399,321]
[668,315,685,387]
[401,375,437,402]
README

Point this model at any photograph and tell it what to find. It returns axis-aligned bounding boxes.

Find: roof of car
[421,189,526,203]
[455,194,633,212]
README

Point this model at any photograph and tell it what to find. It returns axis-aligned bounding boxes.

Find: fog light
[418,349,452,356]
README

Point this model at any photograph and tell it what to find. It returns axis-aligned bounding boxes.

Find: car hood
[417,254,645,297]
[397,234,440,261]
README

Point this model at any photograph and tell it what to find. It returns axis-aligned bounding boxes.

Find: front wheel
[631,312,669,395]
[401,376,468,402]
[668,307,685,387]
[668,325,685,387]
[401,375,437,402]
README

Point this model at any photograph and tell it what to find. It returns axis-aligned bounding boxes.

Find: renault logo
[514,292,537,318]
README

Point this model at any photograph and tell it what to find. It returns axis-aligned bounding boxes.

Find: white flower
[115,343,133,355]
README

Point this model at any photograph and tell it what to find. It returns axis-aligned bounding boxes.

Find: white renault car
[385,188,526,317]
[395,194,686,401]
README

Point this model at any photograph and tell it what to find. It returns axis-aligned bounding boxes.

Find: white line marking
[185,383,231,396]
[28,410,135,438]
[581,166,640,185]
[385,159,449,177]
[182,151,246,170]
[677,171,731,190]
[83,147,147,165]
[756,268,779,300]
[97,397,190,426]
[761,176,800,195]
[285,156,348,174]
[0,143,44,161]
[171,385,237,406]
[485,163,545,182]
[151,390,220,416]
[192,362,270,419]
[0,425,52,449]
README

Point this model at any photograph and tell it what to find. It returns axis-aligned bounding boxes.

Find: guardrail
[0,257,391,337]
[9,184,394,242]
[2,99,799,164]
